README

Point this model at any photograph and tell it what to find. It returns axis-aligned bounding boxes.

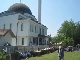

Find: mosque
[0,0,50,46]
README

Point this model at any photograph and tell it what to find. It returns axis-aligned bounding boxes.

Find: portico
[32,35,50,46]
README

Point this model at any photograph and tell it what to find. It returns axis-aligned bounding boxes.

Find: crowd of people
[2,43,56,60]
[76,44,80,51]
[13,46,56,60]
[2,42,80,60]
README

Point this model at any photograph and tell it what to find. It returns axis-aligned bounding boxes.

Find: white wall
[0,13,48,46]
[28,37,33,45]
[12,38,16,46]
[17,19,30,36]
[0,33,13,46]
[27,20,47,37]
[0,14,19,46]
[45,37,49,45]
[17,36,29,46]
[0,13,47,37]
[0,14,19,35]
[28,21,38,37]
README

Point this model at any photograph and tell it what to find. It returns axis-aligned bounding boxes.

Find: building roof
[7,3,32,15]
[18,14,48,29]
[0,3,48,29]
[30,18,48,28]
[0,29,15,38]
[38,34,50,38]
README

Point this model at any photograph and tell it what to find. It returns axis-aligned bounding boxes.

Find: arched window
[21,23,23,31]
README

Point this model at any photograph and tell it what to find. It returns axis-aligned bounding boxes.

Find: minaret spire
[38,0,41,23]
[20,0,21,3]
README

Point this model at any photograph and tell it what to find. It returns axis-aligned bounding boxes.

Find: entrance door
[33,38,38,45]
[39,38,42,45]
[33,38,35,45]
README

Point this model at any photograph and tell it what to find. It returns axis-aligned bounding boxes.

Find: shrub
[0,52,6,60]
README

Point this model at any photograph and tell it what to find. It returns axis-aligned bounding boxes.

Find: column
[46,40,47,45]
[46,37,47,45]
[26,37,29,46]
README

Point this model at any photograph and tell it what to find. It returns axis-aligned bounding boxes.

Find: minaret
[20,0,21,3]
[38,0,41,23]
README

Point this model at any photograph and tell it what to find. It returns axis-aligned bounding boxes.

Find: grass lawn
[25,51,80,60]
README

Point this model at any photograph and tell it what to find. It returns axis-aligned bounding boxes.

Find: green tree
[74,21,80,44]
[51,34,64,43]
[58,20,75,38]
[63,37,74,46]
[51,19,80,46]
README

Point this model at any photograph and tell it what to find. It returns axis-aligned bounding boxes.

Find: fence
[0,45,49,52]
[0,45,53,60]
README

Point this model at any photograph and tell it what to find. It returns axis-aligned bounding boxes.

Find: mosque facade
[0,3,50,46]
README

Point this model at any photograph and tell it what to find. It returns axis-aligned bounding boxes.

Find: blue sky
[0,0,80,37]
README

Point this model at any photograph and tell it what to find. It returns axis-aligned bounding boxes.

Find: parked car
[67,46,73,52]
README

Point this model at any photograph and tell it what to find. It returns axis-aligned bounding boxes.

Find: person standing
[58,42,64,60]
[30,45,35,56]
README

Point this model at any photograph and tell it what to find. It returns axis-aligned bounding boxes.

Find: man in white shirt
[58,42,64,60]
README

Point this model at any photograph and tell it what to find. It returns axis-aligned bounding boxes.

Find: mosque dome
[7,3,32,15]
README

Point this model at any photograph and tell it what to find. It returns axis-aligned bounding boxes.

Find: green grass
[26,51,80,60]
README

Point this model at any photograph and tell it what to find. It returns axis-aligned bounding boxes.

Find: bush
[0,52,6,60]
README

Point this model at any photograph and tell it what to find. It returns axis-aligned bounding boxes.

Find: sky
[0,0,80,37]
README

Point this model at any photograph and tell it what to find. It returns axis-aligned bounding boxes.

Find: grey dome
[7,3,32,15]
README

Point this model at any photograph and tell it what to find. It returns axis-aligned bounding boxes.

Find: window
[22,38,24,45]
[4,24,5,29]
[32,25,34,32]
[29,38,32,45]
[30,25,32,32]
[10,23,12,30]
[21,23,23,31]
[35,26,36,33]
[29,38,31,42]
[36,26,38,33]
[42,29,44,35]
[39,27,41,34]
[30,24,34,32]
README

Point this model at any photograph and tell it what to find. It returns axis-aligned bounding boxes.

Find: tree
[51,19,80,46]
[58,20,76,38]
[51,34,64,43]
[55,20,75,45]
[74,21,80,44]
[63,37,74,46]
[52,19,76,45]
